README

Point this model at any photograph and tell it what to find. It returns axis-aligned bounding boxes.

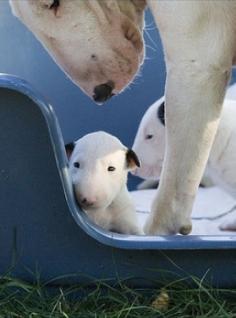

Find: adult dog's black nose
[93,81,114,103]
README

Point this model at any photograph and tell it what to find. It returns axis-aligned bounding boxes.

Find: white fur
[133,95,236,198]
[68,131,141,235]
[9,0,145,98]
[143,1,236,235]
[133,96,165,181]
[133,95,236,231]
[9,0,236,235]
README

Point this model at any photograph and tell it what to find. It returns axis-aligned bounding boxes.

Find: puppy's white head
[67,131,140,210]
[10,0,146,103]
[132,97,166,179]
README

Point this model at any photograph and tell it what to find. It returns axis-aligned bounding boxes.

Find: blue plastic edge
[1,73,236,250]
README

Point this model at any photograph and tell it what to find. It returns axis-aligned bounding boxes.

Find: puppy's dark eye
[108,166,116,172]
[145,134,153,140]
[49,0,60,10]
[73,162,80,168]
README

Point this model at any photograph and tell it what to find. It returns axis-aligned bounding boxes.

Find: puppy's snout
[81,197,95,208]
[93,81,115,104]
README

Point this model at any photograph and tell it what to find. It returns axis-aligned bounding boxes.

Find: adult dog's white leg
[145,65,230,235]
[145,1,234,235]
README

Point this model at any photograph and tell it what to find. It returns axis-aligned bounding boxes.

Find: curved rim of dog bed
[1,73,236,250]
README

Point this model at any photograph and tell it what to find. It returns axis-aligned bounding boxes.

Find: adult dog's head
[10,0,146,103]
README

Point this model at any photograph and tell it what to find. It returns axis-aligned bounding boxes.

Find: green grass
[0,275,236,318]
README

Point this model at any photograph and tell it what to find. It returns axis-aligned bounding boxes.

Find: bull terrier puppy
[67,131,142,235]
[132,96,236,231]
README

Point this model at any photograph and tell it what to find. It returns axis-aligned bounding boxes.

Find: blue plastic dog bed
[0,74,236,288]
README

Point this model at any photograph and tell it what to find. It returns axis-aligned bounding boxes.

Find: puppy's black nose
[81,197,94,207]
[93,81,114,103]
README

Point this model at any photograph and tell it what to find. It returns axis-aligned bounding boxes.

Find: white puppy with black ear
[132,96,236,231]
[132,96,166,181]
[68,131,142,235]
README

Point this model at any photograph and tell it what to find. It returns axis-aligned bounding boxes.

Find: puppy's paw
[219,219,236,231]
[130,227,144,235]
[115,221,143,235]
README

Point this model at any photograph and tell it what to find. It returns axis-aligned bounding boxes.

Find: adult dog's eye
[73,162,80,168]
[49,0,60,10]
[108,166,116,172]
[145,134,153,140]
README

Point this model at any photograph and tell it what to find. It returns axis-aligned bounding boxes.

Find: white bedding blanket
[131,187,236,235]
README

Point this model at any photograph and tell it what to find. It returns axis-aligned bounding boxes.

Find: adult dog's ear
[131,0,147,12]
[65,142,75,159]
[126,149,141,170]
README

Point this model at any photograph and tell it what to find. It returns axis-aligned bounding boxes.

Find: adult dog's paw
[144,209,192,236]
[143,216,167,235]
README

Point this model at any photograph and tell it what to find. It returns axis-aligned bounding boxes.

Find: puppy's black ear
[157,100,165,126]
[131,0,147,12]
[65,142,75,159]
[126,149,141,170]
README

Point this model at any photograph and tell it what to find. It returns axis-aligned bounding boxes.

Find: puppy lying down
[132,95,236,231]
[67,131,142,235]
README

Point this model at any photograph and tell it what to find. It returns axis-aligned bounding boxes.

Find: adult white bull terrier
[67,131,142,235]
[132,96,236,231]
[10,0,236,235]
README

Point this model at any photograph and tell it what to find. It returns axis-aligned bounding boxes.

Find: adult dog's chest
[148,1,236,61]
